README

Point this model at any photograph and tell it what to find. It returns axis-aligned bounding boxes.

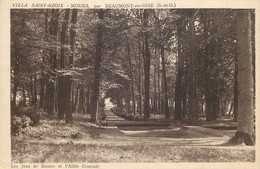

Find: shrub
[11,115,33,135]
[21,115,33,127]
[11,116,23,135]
[17,107,41,126]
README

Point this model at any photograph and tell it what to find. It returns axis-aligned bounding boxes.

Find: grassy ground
[11,112,255,163]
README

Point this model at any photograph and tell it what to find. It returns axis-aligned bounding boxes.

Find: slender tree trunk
[161,45,170,119]
[46,9,58,115]
[160,74,164,115]
[127,41,136,115]
[228,101,233,116]
[153,64,157,114]
[12,71,18,115]
[40,10,48,109]
[231,10,254,146]
[40,74,45,108]
[69,9,78,67]
[157,56,161,115]
[175,19,184,120]
[138,35,142,116]
[80,84,86,114]
[60,9,70,69]
[233,54,238,121]
[78,83,83,114]
[143,9,151,120]
[33,72,37,108]
[72,84,80,112]
[125,85,130,114]
[86,85,91,114]
[22,86,26,106]
[90,10,105,123]
[30,76,34,106]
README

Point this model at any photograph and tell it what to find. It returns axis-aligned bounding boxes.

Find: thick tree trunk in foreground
[90,10,105,123]
[231,10,254,146]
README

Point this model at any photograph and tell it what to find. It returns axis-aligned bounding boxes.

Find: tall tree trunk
[125,85,130,114]
[161,45,170,119]
[12,70,18,115]
[72,84,80,112]
[90,10,105,123]
[79,84,86,114]
[137,34,142,116]
[65,9,77,123]
[157,55,161,115]
[160,74,164,115]
[231,10,254,146]
[40,10,48,109]
[33,72,37,108]
[59,9,70,69]
[69,9,78,67]
[153,64,157,114]
[30,76,34,106]
[174,19,184,120]
[22,86,26,106]
[182,74,187,118]
[127,41,136,115]
[40,74,45,108]
[46,9,58,115]
[143,9,151,120]
[58,9,70,119]
[233,54,238,121]
[187,10,199,123]
[86,85,91,114]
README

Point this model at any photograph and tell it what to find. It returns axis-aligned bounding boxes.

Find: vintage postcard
[0,0,259,169]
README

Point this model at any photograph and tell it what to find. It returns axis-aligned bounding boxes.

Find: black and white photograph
[4,4,258,166]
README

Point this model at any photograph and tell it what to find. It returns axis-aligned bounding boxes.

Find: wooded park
[11,9,255,162]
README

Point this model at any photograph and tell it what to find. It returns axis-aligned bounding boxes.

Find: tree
[186,10,200,123]
[46,9,59,115]
[174,17,185,120]
[90,9,105,123]
[58,9,70,119]
[231,9,254,146]
[143,9,151,120]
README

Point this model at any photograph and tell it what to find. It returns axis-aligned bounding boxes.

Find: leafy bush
[11,116,23,135]
[11,115,33,135]
[21,115,33,127]
[17,107,42,126]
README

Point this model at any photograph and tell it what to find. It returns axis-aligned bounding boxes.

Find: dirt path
[12,110,255,163]
[74,110,243,147]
